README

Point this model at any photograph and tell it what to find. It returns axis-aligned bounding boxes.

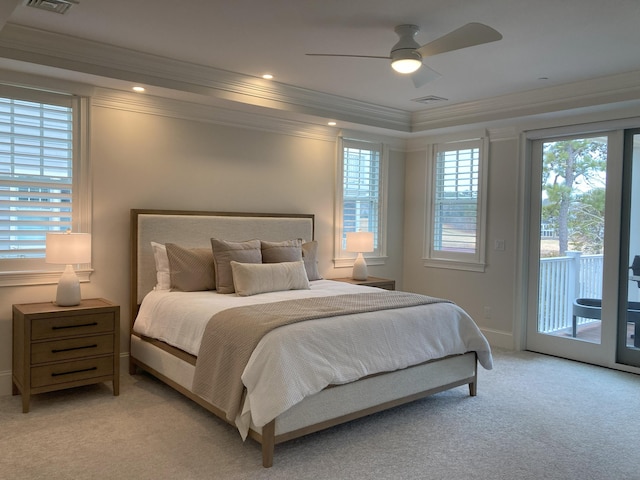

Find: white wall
[402,134,520,349]
[0,95,406,395]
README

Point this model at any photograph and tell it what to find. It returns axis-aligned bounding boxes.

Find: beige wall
[402,136,520,348]
[0,98,406,395]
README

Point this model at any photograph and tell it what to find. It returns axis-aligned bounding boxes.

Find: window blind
[433,146,479,253]
[0,97,74,259]
[342,142,380,250]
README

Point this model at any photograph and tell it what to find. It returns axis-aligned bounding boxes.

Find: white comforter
[134,280,493,438]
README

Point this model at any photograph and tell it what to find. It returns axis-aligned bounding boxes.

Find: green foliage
[568,188,606,253]
[541,138,607,254]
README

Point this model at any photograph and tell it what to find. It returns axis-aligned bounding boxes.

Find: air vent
[24,0,79,14]
[412,95,448,105]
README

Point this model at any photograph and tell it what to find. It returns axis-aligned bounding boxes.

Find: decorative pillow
[302,240,322,281]
[261,239,303,263]
[165,243,215,292]
[151,242,171,290]
[211,238,262,294]
[230,260,310,296]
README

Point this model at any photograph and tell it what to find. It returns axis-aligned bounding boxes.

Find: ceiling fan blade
[306,53,390,60]
[411,64,441,88]
[416,22,502,58]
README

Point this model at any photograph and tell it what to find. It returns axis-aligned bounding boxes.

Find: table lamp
[46,232,91,306]
[346,231,374,280]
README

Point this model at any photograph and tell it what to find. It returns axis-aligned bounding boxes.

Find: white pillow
[230,260,310,296]
[151,242,171,290]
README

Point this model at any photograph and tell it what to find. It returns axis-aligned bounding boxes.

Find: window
[0,85,90,285]
[425,138,487,271]
[335,138,387,266]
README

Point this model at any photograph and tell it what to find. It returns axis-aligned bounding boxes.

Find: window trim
[0,85,92,287]
[424,137,488,272]
[334,136,388,268]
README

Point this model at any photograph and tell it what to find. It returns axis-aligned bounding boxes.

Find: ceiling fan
[306,23,502,88]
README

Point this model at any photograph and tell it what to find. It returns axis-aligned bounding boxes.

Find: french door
[526,128,640,369]
[618,129,640,367]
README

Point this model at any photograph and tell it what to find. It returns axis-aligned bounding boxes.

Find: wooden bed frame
[129,209,479,467]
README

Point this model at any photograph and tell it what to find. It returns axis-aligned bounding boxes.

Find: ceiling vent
[24,0,79,14]
[412,95,448,105]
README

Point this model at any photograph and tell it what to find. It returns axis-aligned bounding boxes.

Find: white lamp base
[352,252,369,281]
[56,264,82,306]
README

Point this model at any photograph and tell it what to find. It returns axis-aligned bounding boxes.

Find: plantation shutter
[433,143,480,253]
[342,140,381,252]
[0,96,74,259]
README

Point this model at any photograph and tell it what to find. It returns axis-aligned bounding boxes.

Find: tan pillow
[165,243,215,291]
[230,260,310,296]
[261,239,303,263]
[302,241,322,281]
[211,238,262,294]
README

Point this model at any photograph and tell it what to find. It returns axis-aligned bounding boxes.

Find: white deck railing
[538,252,603,333]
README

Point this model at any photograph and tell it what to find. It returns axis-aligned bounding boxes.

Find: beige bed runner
[192,291,450,423]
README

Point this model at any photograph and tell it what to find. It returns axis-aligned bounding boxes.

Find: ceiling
[1,0,640,134]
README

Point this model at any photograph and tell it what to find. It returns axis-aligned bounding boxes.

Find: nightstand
[333,276,396,291]
[12,298,120,413]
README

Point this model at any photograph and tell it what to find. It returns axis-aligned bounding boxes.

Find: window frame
[0,84,91,287]
[334,136,388,268]
[424,137,488,272]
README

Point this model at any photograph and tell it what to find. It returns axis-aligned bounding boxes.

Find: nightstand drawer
[31,356,114,388]
[31,335,114,364]
[31,313,114,340]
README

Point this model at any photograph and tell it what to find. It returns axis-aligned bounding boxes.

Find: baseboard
[481,328,514,350]
[0,370,11,397]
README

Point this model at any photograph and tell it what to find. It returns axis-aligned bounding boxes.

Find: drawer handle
[52,321,98,330]
[52,344,98,354]
[51,366,98,377]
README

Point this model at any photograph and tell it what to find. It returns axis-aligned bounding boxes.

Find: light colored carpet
[1,349,638,480]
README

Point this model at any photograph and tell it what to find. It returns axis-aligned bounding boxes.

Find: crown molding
[0,23,411,133]
[1,23,639,138]
[411,70,640,133]
[91,88,342,143]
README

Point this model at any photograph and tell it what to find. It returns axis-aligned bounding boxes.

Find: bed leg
[261,420,276,468]
[468,354,478,396]
[129,358,138,375]
[469,362,478,396]
[469,381,477,397]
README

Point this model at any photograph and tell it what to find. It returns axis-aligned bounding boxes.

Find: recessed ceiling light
[328,121,337,126]
[262,74,274,80]
[132,86,145,92]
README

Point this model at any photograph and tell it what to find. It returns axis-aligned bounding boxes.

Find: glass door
[526,133,620,366]
[618,129,640,367]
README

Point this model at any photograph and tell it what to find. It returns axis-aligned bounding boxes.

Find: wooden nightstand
[333,276,396,291]
[12,298,120,413]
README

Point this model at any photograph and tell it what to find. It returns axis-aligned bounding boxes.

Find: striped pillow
[165,243,215,291]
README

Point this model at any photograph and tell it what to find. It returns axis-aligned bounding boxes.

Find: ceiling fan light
[391,58,422,74]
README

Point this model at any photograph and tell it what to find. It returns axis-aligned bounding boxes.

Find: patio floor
[548,321,637,348]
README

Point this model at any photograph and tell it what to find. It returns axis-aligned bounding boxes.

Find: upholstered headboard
[130,209,315,326]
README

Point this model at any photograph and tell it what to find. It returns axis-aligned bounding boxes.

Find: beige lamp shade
[46,232,91,306]
[46,232,92,265]
[346,231,374,253]
[346,231,374,281]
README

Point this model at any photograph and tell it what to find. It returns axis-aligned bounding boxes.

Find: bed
[129,209,493,467]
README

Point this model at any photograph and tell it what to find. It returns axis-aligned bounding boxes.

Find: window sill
[0,269,93,287]
[422,258,485,273]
